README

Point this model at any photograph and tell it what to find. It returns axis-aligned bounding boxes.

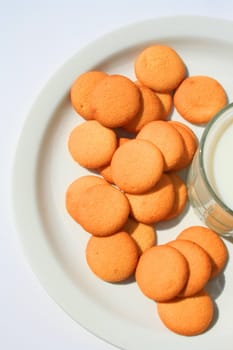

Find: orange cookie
[123,217,156,255]
[91,74,141,128]
[135,81,173,119]
[111,139,164,194]
[177,226,228,278]
[174,75,227,124]
[68,120,117,169]
[65,175,107,222]
[137,120,184,171]
[164,173,187,221]
[76,184,130,236]
[86,232,139,282]
[155,92,173,119]
[157,290,214,336]
[167,240,212,297]
[123,85,164,133]
[70,71,107,120]
[126,174,175,224]
[169,121,198,170]
[98,163,114,184]
[98,136,131,183]
[169,120,198,142]
[135,245,189,301]
[135,45,186,92]
[119,137,130,146]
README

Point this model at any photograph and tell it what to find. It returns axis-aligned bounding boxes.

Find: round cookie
[86,232,139,282]
[98,136,131,183]
[68,120,117,169]
[111,139,164,194]
[135,245,189,301]
[167,239,212,297]
[70,70,107,120]
[137,120,184,171]
[76,184,130,236]
[135,45,186,92]
[174,75,227,124]
[177,226,228,278]
[123,217,156,255]
[126,174,175,224]
[91,74,141,128]
[157,290,214,336]
[169,121,198,170]
[98,163,114,184]
[135,80,173,119]
[65,175,107,223]
[119,137,130,146]
[123,85,164,133]
[164,173,187,221]
[155,92,173,119]
[169,120,198,142]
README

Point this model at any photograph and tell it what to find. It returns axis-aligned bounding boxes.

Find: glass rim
[199,102,233,217]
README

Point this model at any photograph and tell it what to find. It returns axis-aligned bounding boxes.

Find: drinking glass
[187,103,233,236]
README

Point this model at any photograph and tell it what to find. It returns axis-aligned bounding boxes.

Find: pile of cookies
[65,44,228,336]
[136,226,227,336]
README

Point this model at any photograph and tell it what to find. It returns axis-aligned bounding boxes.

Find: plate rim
[11,16,233,350]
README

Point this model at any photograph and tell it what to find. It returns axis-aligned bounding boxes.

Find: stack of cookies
[136,226,227,336]
[65,44,228,336]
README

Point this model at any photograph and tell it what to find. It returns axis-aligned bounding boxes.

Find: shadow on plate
[208,299,219,331]
[156,200,191,232]
[224,235,233,244]
[205,273,226,300]
[113,274,136,286]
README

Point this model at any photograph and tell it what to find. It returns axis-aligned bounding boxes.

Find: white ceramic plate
[12,16,233,350]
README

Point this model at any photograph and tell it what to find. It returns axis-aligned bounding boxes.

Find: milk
[205,119,233,211]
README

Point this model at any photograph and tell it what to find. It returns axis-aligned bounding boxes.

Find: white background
[1,1,233,349]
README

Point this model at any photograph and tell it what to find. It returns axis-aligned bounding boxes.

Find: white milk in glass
[188,104,233,236]
[205,119,233,211]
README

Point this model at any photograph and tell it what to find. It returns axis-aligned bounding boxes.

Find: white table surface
[2,1,233,349]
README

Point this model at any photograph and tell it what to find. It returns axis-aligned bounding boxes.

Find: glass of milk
[187,103,233,236]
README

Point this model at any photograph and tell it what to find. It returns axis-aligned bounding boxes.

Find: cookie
[137,120,184,171]
[167,240,212,297]
[135,80,173,119]
[91,74,141,128]
[98,136,131,183]
[111,139,164,194]
[177,226,228,278]
[174,75,227,124]
[123,217,156,255]
[65,175,107,223]
[135,245,189,301]
[86,232,139,282]
[155,92,173,119]
[135,45,186,92]
[169,121,198,170]
[169,120,197,142]
[164,173,187,221]
[123,85,163,133]
[126,174,175,224]
[98,163,114,184]
[76,184,130,236]
[70,71,107,120]
[157,290,214,336]
[119,137,130,146]
[68,120,117,169]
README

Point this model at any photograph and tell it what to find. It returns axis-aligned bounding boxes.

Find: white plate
[12,16,233,350]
